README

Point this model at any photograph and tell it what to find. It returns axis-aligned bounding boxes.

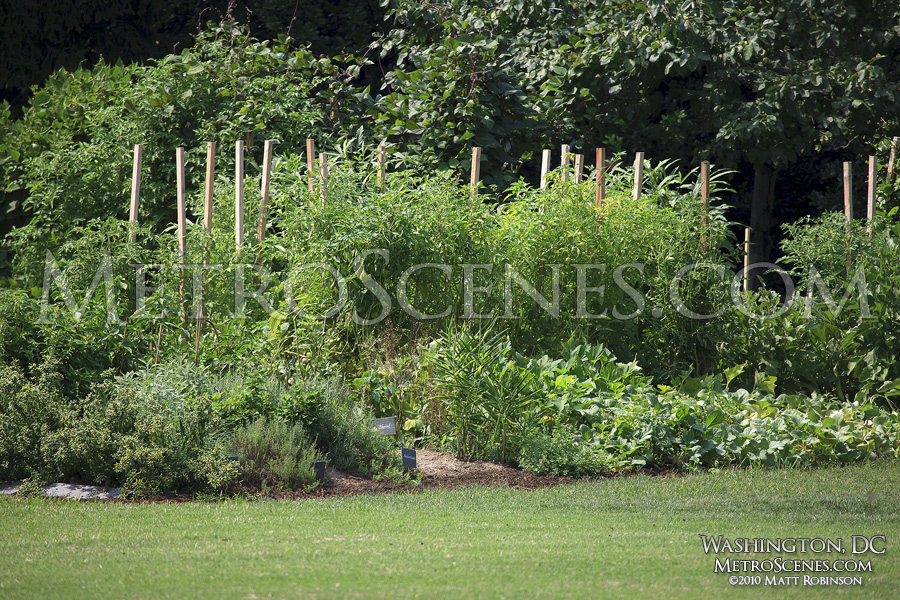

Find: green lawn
[1,462,898,599]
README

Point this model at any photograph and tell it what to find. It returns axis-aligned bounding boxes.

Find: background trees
[346,0,900,274]
[3,0,900,277]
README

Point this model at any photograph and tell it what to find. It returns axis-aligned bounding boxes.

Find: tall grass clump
[428,321,539,462]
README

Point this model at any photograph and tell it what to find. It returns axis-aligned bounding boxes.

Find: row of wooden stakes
[124,140,712,251]
[121,136,897,364]
[125,136,900,283]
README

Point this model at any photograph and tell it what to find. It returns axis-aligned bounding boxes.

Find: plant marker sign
[374,417,397,436]
[401,448,417,469]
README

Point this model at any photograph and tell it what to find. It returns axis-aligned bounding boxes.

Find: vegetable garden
[1,20,899,498]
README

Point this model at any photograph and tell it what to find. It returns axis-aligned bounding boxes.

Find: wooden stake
[176,147,187,257]
[197,142,216,365]
[306,139,316,194]
[888,136,899,183]
[843,161,853,222]
[194,303,203,366]
[632,152,644,201]
[319,152,328,205]
[235,140,245,252]
[700,161,710,254]
[176,147,187,324]
[560,144,570,182]
[540,149,551,189]
[867,155,877,229]
[155,323,163,365]
[743,227,750,292]
[574,154,584,183]
[470,147,482,197]
[595,148,606,205]
[129,144,142,243]
[377,144,386,190]
[257,139,274,242]
[203,142,215,233]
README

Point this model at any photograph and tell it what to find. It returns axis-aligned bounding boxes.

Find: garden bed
[100,449,574,502]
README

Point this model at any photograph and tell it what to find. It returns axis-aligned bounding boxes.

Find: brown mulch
[109,449,575,503]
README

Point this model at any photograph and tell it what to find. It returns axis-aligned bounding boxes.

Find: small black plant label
[313,460,326,481]
[374,417,397,436]
[401,448,417,469]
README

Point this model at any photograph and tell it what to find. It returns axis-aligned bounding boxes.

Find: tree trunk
[748,162,776,291]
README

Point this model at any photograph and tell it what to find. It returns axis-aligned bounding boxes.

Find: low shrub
[0,358,67,480]
[231,417,322,492]
[40,378,137,486]
[517,429,607,477]
[0,358,241,495]
[298,377,400,474]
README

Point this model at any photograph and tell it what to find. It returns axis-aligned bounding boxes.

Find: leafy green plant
[717,211,900,406]
[517,429,607,477]
[3,20,329,290]
[15,478,46,498]
[0,358,67,480]
[297,377,400,474]
[428,321,540,462]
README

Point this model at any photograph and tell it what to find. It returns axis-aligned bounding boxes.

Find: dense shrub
[517,429,607,477]
[298,377,400,473]
[40,378,138,486]
[0,359,67,480]
[2,21,329,288]
[715,211,900,407]
[231,417,322,492]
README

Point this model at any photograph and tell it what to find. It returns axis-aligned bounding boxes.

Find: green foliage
[341,0,900,199]
[351,328,434,444]
[425,331,900,472]
[0,359,67,480]
[781,212,886,291]
[230,417,322,492]
[113,363,235,495]
[717,212,900,406]
[0,358,240,494]
[565,370,900,470]
[495,158,735,373]
[2,20,329,287]
[40,378,139,486]
[15,478,46,498]
[0,286,129,400]
[211,370,289,429]
[299,377,400,474]
[428,321,540,463]
[517,429,607,477]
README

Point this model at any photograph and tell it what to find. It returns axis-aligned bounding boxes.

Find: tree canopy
[332,0,900,271]
[3,0,900,278]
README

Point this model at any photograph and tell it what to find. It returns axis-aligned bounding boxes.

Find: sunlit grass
[1,461,898,599]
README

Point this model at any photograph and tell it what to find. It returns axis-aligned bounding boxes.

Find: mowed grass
[1,462,898,600]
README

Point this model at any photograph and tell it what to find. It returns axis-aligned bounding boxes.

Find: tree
[566,0,900,282]
[349,0,900,277]
[0,21,330,285]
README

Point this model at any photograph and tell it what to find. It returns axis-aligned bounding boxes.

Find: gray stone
[0,481,121,500]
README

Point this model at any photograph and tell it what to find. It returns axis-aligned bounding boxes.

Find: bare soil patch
[318,449,572,497]
[111,449,573,503]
